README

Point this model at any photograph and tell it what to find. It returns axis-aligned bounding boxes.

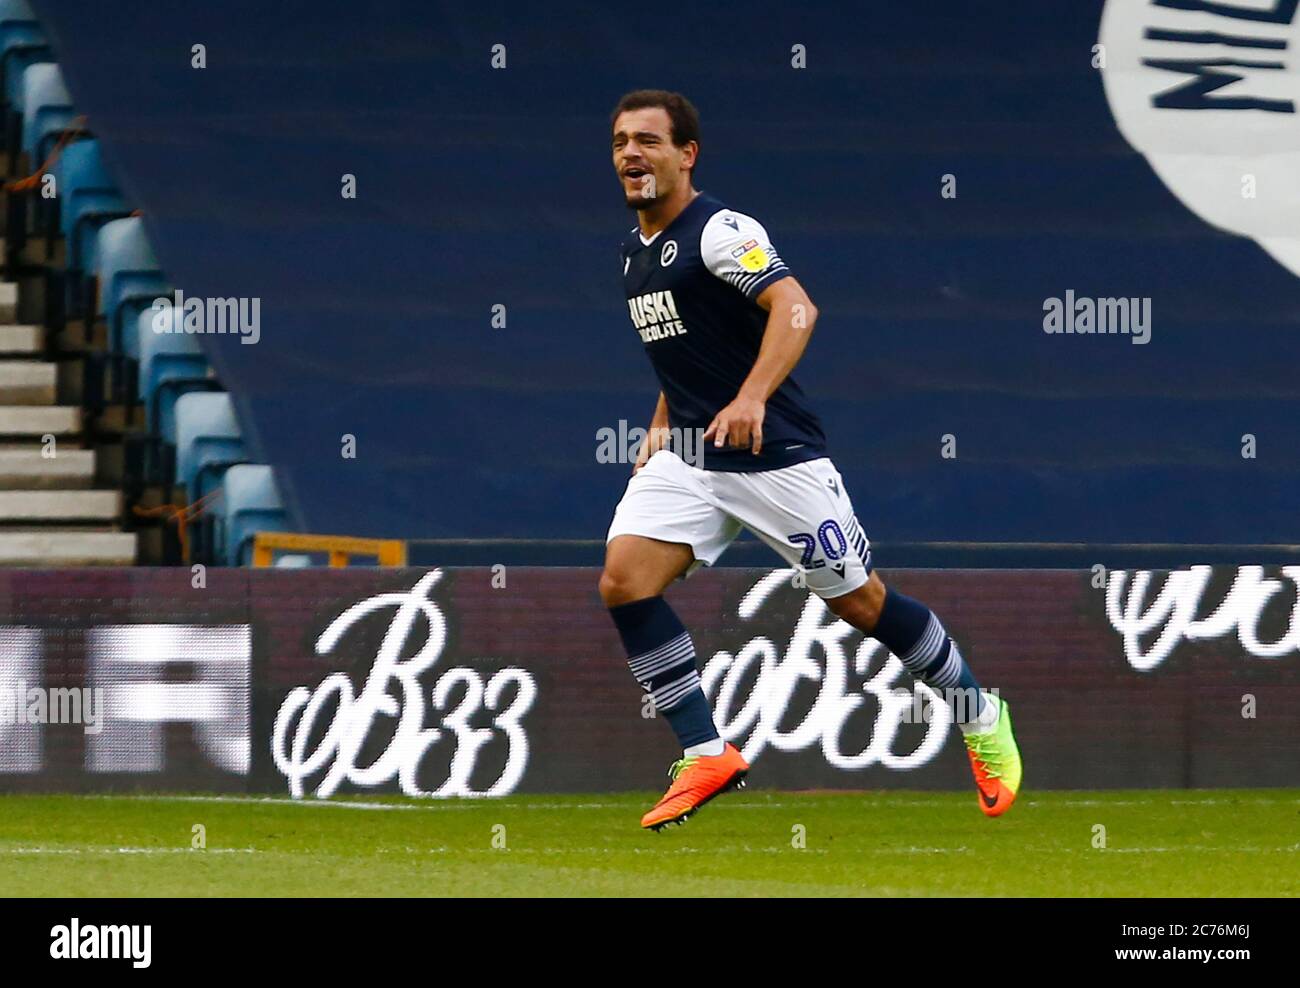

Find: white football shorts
[606,450,872,599]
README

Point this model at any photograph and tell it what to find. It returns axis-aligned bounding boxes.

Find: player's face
[612,107,694,210]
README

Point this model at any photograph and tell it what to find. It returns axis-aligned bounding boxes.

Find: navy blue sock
[608,595,720,749]
[871,588,986,724]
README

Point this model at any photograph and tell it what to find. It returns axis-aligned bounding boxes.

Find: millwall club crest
[660,240,678,267]
[1099,0,1300,280]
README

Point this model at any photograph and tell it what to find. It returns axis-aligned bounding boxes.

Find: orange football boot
[641,742,749,831]
[962,694,1022,818]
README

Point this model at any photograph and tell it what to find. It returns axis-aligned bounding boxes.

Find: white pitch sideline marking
[1,847,257,855]
[1100,845,1299,854]
[101,795,830,812]
[78,795,638,812]
[1024,797,1299,808]
[64,794,1300,812]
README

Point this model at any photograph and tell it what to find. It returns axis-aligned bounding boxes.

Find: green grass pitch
[1,790,1296,897]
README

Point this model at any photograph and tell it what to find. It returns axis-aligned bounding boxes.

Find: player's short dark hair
[610,89,701,173]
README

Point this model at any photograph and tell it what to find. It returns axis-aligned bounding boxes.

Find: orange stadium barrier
[251,532,408,568]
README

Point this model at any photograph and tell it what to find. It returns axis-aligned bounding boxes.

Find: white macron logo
[49,918,152,969]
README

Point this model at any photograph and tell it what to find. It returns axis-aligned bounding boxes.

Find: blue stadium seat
[0,1,51,116]
[95,215,170,356]
[174,391,246,504]
[219,464,290,566]
[20,61,73,163]
[137,307,219,444]
[53,138,129,274]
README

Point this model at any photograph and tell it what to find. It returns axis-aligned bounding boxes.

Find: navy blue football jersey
[619,192,828,472]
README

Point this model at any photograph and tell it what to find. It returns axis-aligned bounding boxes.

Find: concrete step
[0,449,95,489]
[0,530,135,566]
[0,490,120,521]
[0,361,56,404]
[0,282,16,324]
[0,324,43,354]
[0,406,81,436]
[0,441,87,451]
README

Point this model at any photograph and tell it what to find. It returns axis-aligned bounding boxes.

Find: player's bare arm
[703,276,818,455]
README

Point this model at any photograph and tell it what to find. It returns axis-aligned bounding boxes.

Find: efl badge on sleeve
[733,239,769,273]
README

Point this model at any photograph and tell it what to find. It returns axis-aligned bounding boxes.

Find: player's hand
[633,424,671,474]
[703,395,766,455]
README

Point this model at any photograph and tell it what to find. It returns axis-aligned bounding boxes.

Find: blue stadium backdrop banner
[28,0,1300,546]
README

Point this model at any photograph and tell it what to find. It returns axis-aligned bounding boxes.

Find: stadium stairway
[0,270,133,564]
[0,2,270,568]
[0,2,136,566]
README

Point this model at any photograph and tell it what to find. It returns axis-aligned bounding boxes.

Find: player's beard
[623,172,662,211]
[624,190,658,211]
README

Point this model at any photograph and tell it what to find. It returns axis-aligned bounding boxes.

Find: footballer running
[601,90,1023,830]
